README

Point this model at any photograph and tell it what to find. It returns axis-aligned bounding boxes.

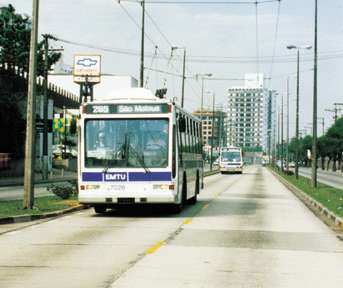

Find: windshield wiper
[129,147,151,173]
[127,142,151,173]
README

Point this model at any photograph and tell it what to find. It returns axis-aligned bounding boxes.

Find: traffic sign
[73,55,101,84]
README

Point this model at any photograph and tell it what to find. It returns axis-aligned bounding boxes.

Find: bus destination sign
[86,104,169,114]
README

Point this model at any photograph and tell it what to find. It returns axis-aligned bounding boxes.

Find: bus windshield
[85,119,169,168]
[221,151,241,163]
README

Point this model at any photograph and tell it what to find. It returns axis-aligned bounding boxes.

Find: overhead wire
[119,0,281,5]
[55,36,343,64]
[255,1,260,75]
[268,0,282,88]
[117,0,185,92]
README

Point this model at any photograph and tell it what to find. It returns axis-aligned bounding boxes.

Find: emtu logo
[77,58,98,67]
[104,173,127,182]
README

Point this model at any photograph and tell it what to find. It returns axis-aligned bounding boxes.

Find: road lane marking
[145,241,166,255]
[183,218,192,225]
[202,203,209,210]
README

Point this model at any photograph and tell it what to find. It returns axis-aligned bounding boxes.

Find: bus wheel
[172,176,187,213]
[94,205,107,214]
[189,177,199,205]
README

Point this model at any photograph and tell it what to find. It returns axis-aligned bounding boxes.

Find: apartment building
[227,74,276,153]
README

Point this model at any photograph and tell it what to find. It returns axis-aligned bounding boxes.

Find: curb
[0,204,88,225]
[204,170,220,177]
[269,168,343,230]
[0,171,220,226]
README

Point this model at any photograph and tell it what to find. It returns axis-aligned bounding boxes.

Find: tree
[0,4,61,157]
[0,4,61,74]
[326,118,343,171]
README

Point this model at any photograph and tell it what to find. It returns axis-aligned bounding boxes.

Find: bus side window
[195,122,199,154]
[193,121,196,153]
[172,125,176,177]
[187,118,192,153]
[177,114,183,162]
[191,119,196,153]
[185,116,189,153]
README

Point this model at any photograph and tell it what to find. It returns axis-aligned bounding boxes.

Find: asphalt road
[299,167,343,190]
[1,166,343,288]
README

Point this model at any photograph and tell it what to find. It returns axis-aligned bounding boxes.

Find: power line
[268,0,281,87]
[56,37,343,64]
[118,2,157,47]
[119,0,280,4]
[144,9,174,47]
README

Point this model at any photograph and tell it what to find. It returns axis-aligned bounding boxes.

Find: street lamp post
[195,73,213,116]
[140,0,145,87]
[210,92,215,171]
[172,46,186,107]
[287,44,312,179]
[312,0,318,188]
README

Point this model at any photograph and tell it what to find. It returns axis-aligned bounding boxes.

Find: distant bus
[219,146,243,174]
[78,88,203,213]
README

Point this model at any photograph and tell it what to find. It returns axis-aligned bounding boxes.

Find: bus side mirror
[179,118,186,132]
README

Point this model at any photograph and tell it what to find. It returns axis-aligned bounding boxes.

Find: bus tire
[94,205,107,214]
[189,176,199,205]
[172,175,187,213]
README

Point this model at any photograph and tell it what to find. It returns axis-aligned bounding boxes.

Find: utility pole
[140,0,145,87]
[63,106,67,157]
[281,93,284,172]
[325,108,341,123]
[23,0,40,209]
[334,103,343,120]
[42,34,49,180]
[42,34,60,180]
[295,49,300,179]
[181,49,186,108]
[286,78,290,171]
[316,117,325,136]
[312,0,318,188]
[277,107,280,163]
[210,93,215,171]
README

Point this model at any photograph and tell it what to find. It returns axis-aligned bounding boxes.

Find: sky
[4,0,343,137]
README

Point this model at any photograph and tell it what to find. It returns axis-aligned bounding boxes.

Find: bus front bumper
[220,166,243,172]
[78,183,178,205]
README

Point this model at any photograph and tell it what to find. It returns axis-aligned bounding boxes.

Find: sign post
[73,55,101,103]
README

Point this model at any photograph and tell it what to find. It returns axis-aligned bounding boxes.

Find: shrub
[47,182,76,199]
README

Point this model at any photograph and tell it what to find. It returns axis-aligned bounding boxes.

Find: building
[48,74,138,102]
[227,74,276,154]
[193,109,227,148]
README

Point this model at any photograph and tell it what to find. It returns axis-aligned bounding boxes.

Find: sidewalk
[0,169,77,187]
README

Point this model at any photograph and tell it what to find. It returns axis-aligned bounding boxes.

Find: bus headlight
[86,185,101,190]
[153,184,175,190]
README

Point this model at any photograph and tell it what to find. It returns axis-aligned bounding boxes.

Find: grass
[271,166,343,218]
[0,195,79,218]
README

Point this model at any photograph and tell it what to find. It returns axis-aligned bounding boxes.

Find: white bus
[78,88,203,213]
[219,146,243,174]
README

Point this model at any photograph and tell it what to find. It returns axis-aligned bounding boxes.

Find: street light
[287,44,312,179]
[195,73,213,116]
[209,91,215,171]
[171,46,186,107]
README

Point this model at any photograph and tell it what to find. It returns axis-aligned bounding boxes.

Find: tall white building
[227,74,276,153]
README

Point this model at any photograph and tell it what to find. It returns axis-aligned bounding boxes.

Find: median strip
[0,196,85,225]
[269,166,343,230]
